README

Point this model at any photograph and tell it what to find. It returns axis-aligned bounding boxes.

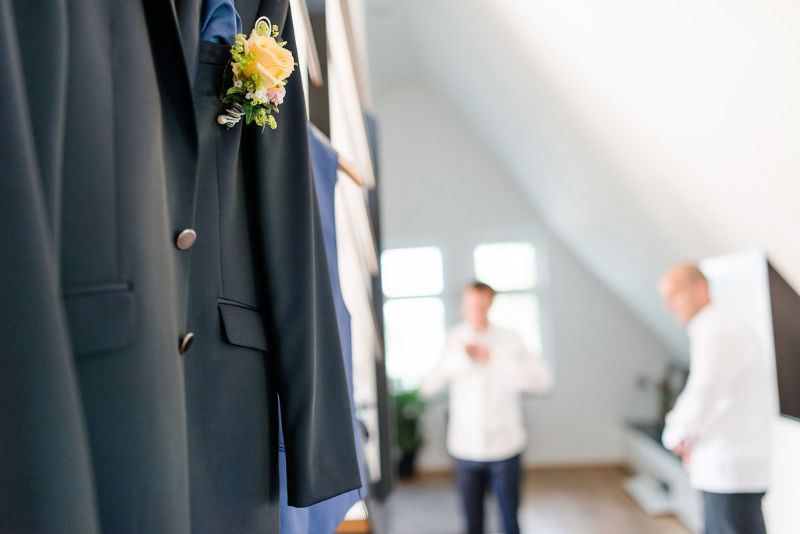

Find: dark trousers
[454,454,522,534]
[702,491,767,534]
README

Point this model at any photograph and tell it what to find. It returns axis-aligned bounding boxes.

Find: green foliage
[230,34,254,72]
[393,386,426,454]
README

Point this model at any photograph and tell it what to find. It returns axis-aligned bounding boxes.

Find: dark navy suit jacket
[0,1,361,532]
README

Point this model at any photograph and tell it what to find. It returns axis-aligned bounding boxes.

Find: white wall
[768,419,800,534]
[367,2,800,530]
[396,0,800,359]
[368,5,800,529]
[376,82,673,469]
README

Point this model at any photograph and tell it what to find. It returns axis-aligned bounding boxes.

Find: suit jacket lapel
[238,0,289,37]
[141,0,198,161]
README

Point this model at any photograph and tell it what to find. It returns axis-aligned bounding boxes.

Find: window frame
[469,233,551,362]
[380,244,448,389]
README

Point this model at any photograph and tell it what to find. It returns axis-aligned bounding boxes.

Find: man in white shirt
[421,282,553,534]
[659,264,771,534]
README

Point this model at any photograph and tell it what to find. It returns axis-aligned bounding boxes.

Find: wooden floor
[376,465,690,534]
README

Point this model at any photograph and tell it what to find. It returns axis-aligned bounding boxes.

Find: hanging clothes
[1,0,198,531]
[184,40,280,533]
[181,2,361,533]
[277,126,369,534]
[336,163,384,487]
[237,2,362,512]
[1,0,361,531]
[306,125,370,495]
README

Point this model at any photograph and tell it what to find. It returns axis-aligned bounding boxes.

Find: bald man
[659,264,771,534]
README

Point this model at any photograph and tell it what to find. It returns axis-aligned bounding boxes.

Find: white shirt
[421,322,554,462]
[662,305,772,493]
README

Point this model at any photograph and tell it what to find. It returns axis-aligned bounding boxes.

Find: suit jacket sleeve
[0,2,99,531]
[244,3,362,508]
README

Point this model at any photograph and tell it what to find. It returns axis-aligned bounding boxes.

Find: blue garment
[454,454,522,534]
[305,126,369,493]
[277,127,367,533]
[200,0,242,44]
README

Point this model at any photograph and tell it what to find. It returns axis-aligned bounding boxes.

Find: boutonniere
[217,17,296,130]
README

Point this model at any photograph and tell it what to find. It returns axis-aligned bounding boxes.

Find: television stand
[623,421,702,531]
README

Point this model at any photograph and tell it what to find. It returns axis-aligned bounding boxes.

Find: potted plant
[393,386,425,479]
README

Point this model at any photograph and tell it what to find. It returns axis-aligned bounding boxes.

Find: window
[381,247,444,298]
[473,242,541,352]
[381,242,545,387]
[474,242,537,291]
[381,247,446,388]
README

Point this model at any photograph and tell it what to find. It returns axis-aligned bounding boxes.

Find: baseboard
[415,461,629,478]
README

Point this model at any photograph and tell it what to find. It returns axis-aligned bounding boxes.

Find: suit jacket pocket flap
[64,284,135,356]
[218,302,268,352]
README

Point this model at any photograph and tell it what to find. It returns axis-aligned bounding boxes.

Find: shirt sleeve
[493,333,554,395]
[419,331,475,398]
[662,328,745,450]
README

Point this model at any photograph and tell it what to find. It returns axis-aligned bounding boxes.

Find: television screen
[768,263,800,421]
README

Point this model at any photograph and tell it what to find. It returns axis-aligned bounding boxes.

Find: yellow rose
[243,34,295,89]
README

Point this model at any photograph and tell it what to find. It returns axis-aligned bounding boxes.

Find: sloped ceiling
[366,0,800,356]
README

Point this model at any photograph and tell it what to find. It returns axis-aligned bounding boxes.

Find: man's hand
[465,344,490,364]
[672,441,692,472]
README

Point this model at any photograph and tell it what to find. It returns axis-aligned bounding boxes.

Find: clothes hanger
[308,123,365,187]
[338,156,365,188]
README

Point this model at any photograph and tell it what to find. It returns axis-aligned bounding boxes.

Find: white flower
[234,80,243,88]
